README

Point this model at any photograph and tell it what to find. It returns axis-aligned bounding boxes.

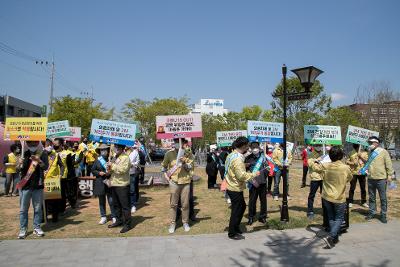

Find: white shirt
[129,149,140,174]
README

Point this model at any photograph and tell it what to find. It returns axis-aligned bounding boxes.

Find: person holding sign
[17,141,49,239]
[245,141,268,225]
[3,143,22,197]
[161,138,195,234]
[321,146,353,249]
[346,144,369,208]
[363,136,395,224]
[225,137,260,240]
[92,144,116,225]
[272,143,293,201]
[107,144,132,233]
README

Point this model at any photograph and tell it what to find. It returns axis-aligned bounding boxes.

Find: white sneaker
[168,224,176,234]
[362,203,369,208]
[131,206,137,214]
[33,227,44,237]
[98,217,107,225]
[349,203,353,208]
[273,196,279,201]
[183,223,190,232]
[226,198,231,204]
[18,229,27,239]
[112,217,117,224]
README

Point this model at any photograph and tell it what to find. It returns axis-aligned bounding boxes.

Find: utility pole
[49,55,55,115]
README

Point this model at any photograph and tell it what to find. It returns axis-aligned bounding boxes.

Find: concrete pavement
[1,220,399,267]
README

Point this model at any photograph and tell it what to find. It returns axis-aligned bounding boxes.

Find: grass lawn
[1,161,399,240]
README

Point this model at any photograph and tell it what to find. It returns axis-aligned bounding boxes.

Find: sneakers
[362,203,369,208]
[348,203,353,208]
[323,236,335,249]
[18,229,27,239]
[98,217,107,225]
[131,206,137,214]
[183,223,191,232]
[33,227,45,237]
[226,198,231,204]
[307,213,315,220]
[112,217,117,224]
[273,196,279,201]
[228,234,245,240]
[168,224,176,234]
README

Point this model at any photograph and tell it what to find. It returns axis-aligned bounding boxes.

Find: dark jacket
[21,150,49,190]
[91,157,111,196]
[245,153,267,184]
[206,152,219,176]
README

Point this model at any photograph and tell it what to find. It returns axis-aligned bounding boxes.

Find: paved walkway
[1,220,399,267]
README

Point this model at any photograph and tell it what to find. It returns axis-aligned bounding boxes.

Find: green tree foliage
[49,95,113,136]
[271,77,331,144]
[121,97,190,142]
[319,106,362,140]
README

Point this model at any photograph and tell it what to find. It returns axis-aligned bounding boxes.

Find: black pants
[227,190,246,237]
[349,175,367,204]
[208,175,217,188]
[267,175,274,192]
[63,177,78,208]
[302,166,309,186]
[177,180,195,220]
[219,167,225,180]
[248,183,267,219]
[85,164,93,176]
[307,180,322,214]
[139,166,145,183]
[111,186,132,226]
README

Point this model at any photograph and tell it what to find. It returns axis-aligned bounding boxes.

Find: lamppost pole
[281,64,289,222]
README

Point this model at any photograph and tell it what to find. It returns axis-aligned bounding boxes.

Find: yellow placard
[44,177,62,200]
[4,117,48,141]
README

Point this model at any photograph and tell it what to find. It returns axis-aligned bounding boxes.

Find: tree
[121,97,190,141]
[319,106,362,141]
[271,77,331,144]
[49,95,113,136]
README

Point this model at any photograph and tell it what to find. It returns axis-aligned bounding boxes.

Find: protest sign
[216,130,247,147]
[304,125,342,145]
[89,119,136,146]
[247,121,283,143]
[61,127,81,142]
[44,177,62,200]
[47,120,71,138]
[346,125,379,147]
[3,117,48,141]
[156,114,202,139]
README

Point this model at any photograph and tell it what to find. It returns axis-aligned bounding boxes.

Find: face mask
[15,149,21,154]
[174,143,180,149]
[28,146,38,153]
[252,148,260,155]
[368,145,375,151]
[53,145,60,151]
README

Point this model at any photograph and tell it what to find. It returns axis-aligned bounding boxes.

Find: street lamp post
[277,64,323,223]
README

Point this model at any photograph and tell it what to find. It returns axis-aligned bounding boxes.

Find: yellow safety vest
[45,151,61,179]
[5,153,17,174]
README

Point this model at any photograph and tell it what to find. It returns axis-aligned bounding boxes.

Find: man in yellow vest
[3,144,22,196]
[80,137,98,176]
[272,143,293,201]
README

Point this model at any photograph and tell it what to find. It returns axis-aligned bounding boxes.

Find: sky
[1,0,399,113]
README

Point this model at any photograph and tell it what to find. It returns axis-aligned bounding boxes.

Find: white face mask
[28,146,38,153]
[368,144,375,151]
[252,148,260,155]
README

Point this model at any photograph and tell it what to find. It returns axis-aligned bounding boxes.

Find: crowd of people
[2,134,396,249]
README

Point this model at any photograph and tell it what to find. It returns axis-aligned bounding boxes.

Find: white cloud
[331,93,346,101]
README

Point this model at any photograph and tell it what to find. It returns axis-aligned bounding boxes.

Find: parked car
[149,148,168,161]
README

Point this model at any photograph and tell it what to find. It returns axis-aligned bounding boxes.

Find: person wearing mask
[44,139,53,153]
[3,144,22,197]
[63,142,81,209]
[225,137,260,240]
[321,146,353,249]
[72,142,83,177]
[301,145,313,188]
[206,146,220,189]
[265,144,275,196]
[272,143,293,201]
[107,144,132,233]
[306,145,324,220]
[129,143,141,214]
[162,138,194,234]
[362,136,395,223]
[44,138,65,222]
[18,141,49,239]
[245,142,268,225]
[346,144,368,208]
[91,144,116,225]
[79,137,98,176]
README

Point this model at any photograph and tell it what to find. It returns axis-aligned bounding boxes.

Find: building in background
[191,98,228,116]
[0,95,43,122]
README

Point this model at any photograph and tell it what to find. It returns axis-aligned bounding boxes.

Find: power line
[0,58,47,79]
[0,41,47,63]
